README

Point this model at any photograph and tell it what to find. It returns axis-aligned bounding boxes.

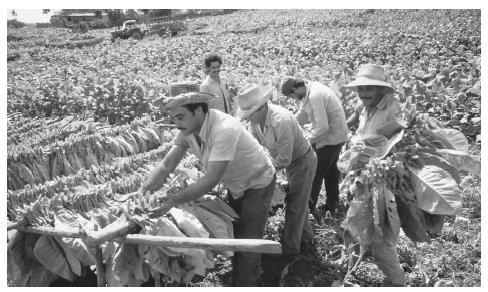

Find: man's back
[297,82,348,147]
[253,103,310,167]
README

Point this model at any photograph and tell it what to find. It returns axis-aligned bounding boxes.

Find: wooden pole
[12,224,282,254]
[7,219,28,231]
[115,234,283,254]
[84,220,138,246]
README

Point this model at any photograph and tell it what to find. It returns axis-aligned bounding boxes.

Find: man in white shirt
[235,84,317,259]
[139,92,276,286]
[199,54,233,114]
[280,77,348,214]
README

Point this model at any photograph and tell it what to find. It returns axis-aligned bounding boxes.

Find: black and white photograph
[5,2,484,287]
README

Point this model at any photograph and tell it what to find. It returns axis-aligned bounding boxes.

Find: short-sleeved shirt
[173,109,275,199]
[248,102,311,170]
[200,76,232,114]
[295,81,349,148]
[356,94,406,136]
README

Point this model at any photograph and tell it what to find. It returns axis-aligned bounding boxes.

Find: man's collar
[264,102,272,127]
[249,102,271,129]
[196,111,211,143]
[300,83,311,104]
[374,94,392,110]
[205,75,220,84]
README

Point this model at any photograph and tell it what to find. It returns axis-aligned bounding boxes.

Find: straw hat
[163,92,216,110]
[345,64,395,93]
[235,84,273,120]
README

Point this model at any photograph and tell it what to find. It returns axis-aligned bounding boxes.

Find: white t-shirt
[174,109,275,199]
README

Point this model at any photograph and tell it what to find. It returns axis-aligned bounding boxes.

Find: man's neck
[193,112,208,137]
[257,108,268,131]
[210,75,220,83]
[367,95,385,110]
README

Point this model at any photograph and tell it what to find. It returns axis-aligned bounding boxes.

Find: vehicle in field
[110,20,148,41]
[110,17,187,41]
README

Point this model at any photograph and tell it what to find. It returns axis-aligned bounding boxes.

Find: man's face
[244,104,267,125]
[169,106,204,136]
[287,86,306,101]
[357,85,384,108]
[207,61,221,79]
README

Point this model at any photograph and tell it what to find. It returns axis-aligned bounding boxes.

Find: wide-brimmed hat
[162,92,217,110]
[169,80,201,97]
[235,84,273,120]
[345,64,395,93]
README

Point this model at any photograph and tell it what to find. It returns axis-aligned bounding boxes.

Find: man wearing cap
[279,77,348,214]
[235,84,318,259]
[345,63,406,138]
[343,63,406,286]
[138,92,276,286]
[200,54,233,114]
[169,81,201,97]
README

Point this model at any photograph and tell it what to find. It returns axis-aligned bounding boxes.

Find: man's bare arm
[172,160,228,204]
[148,160,229,217]
[139,144,187,193]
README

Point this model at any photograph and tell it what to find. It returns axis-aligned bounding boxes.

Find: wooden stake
[153,271,161,287]
[95,245,106,287]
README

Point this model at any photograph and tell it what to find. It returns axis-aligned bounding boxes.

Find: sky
[7,9,55,23]
[5,0,487,25]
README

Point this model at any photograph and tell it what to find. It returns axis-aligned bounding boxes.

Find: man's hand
[147,195,176,218]
[113,190,150,202]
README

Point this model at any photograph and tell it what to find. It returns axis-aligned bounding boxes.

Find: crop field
[7,9,481,287]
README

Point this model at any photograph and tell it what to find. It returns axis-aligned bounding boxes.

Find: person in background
[279,76,348,214]
[139,92,276,286]
[235,84,318,261]
[200,54,233,114]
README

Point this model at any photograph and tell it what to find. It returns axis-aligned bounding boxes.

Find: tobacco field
[7,9,481,287]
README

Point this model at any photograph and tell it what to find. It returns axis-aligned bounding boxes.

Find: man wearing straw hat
[200,54,233,114]
[279,77,348,214]
[345,63,405,138]
[235,84,318,261]
[138,92,276,286]
[342,63,406,286]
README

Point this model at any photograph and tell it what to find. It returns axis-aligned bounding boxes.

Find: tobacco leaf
[408,164,462,215]
[33,235,74,281]
[435,149,481,174]
[419,152,461,184]
[341,190,373,244]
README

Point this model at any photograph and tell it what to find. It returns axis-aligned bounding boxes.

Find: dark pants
[228,175,276,286]
[309,143,344,212]
[282,149,317,255]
